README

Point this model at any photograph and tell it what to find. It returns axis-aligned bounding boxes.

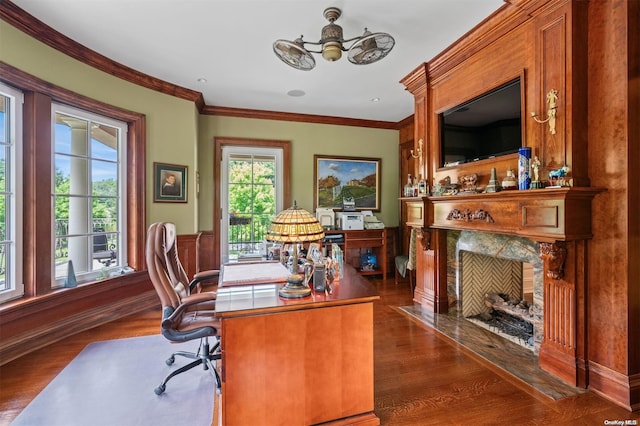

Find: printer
[364,215,385,230]
[335,212,364,230]
[315,208,335,230]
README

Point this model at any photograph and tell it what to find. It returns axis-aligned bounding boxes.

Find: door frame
[213,137,291,269]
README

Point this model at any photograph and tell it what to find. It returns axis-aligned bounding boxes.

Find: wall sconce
[410,139,423,159]
[531,89,558,135]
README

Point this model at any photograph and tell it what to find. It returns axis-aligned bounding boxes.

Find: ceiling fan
[273,7,395,71]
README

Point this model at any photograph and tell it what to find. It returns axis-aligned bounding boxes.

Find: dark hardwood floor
[1,277,638,425]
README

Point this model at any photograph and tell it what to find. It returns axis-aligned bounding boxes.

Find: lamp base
[279,274,311,298]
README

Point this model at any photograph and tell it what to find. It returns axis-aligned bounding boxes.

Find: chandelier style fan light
[273,7,395,71]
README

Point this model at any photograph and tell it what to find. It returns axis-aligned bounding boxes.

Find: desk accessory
[266,201,325,298]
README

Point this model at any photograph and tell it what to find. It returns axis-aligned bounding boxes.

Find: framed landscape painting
[314,155,381,211]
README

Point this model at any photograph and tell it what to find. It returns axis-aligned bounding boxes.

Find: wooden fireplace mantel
[416,186,604,387]
[425,187,605,243]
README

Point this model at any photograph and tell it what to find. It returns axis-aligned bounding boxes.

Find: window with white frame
[52,104,127,286]
[0,83,24,302]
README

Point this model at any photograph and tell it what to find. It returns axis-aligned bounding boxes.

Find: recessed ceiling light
[197,78,207,83]
[371,97,381,102]
[287,89,306,97]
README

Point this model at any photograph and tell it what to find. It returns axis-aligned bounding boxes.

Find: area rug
[11,334,215,426]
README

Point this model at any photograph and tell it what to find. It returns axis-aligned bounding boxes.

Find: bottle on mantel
[413,175,419,197]
[418,175,428,195]
[404,174,413,197]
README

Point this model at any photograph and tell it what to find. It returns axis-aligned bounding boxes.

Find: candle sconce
[410,138,424,160]
[531,89,558,135]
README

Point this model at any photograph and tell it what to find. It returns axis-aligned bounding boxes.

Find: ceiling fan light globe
[322,42,342,61]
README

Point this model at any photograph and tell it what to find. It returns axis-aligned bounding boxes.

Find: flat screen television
[440,78,522,167]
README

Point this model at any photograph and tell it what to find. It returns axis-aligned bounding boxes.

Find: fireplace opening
[468,281,535,348]
[449,231,543,353]
[461,253,537,350]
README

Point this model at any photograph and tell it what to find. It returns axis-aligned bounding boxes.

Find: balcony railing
[228,213,272,260]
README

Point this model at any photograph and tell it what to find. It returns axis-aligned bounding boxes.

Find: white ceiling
[13,0,504,123]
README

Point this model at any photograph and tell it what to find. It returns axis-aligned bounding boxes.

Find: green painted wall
[1,21,200,232]
[197,116,400,233]
[1,20,400,237]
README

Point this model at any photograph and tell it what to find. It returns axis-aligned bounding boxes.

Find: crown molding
[0,0,403,130]
[202,105,398,130]
[0,0,204,108]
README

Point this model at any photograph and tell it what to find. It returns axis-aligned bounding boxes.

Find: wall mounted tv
[440,78,522,167]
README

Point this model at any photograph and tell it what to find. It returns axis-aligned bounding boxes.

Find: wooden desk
[216,264,380,425]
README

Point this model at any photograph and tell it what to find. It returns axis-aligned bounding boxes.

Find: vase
[518,147,531,190]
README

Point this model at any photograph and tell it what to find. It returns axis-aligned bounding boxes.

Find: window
[52,104,127,286]
[0,82,24,302]
[0,62,145,309]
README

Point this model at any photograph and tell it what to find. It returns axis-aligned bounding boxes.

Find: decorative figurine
[548,165,571,187]
[485,167,501,193]
[460,173,478,193]
[530,156,544,189]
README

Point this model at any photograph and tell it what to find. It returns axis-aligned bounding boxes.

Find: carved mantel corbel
[539,241,567,279]
[416,227,431,251]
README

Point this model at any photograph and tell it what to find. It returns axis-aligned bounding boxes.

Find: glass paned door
[221,146,283,263]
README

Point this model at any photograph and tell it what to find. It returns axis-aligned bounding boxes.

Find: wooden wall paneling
[427,21,530,189]
[196,230,215,273]
[414,228,447,313]
[385,227,397,276]
[584,0,639,411]
[176,234,198,279]
[627,0,640,410]
[533,0,589,186]
[0,273,157,365]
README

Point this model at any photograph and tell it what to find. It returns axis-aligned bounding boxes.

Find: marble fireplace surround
[420,188,604,387]
[447,231,544,353]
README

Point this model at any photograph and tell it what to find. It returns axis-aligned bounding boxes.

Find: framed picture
[314,155,381,211]
[154,162,187,203]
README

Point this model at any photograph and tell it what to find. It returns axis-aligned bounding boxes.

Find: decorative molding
[0,1,404,129]
[446,208,495,223]
[539,241,567,279]
[201,105,397,129]
[0,1,204,110]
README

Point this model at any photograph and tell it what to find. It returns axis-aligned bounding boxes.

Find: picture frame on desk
[314,155,381,211]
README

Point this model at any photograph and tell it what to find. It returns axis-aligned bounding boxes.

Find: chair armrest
[160,306,218,342]
[189,269,220,292]
[162,292,217,326]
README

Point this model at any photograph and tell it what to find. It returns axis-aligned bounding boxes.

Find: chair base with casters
[155,336,221,395]
[154,305,222,395]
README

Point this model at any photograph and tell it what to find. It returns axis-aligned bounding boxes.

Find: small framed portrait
[154,162,187,203]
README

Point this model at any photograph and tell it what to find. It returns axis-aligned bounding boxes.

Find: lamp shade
[266,202,325,243]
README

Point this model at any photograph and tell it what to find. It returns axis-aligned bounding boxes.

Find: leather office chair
[394,227,417,293]
[146,222,222,395]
